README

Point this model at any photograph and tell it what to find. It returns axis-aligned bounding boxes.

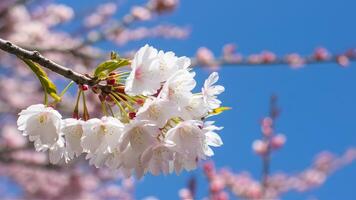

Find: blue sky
[41,0,356,199]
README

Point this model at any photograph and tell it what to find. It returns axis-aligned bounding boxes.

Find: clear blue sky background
[31,0,356,199]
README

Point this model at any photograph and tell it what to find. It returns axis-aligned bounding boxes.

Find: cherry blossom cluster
[252,116,286,155]
[16,44,225,178]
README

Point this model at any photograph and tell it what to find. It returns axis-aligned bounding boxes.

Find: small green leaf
[94,58,131,78]
[22,59,60,102]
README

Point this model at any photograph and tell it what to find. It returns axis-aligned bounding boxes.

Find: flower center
[100,125,107,134]
[148,104,160,119]
[134,68,143,80]
[159,60,167,71]
[38,114,48,124]
[131,127,144,145]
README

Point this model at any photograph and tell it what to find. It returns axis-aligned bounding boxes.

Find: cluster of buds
[16,44,227,178]
[196,45,355,69]
[252,117,286,156]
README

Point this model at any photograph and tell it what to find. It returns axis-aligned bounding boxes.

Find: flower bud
[196,47,216,66]
[286,53,304,68]
[128,112,136,119]
[80,84,89,91]
[107,78,116,85]
[252,140,268,155]
[271,134,286,149]
[261,51,276,63]
[151,0,178,14]
[314,47,329,61]
[337,55,349,67]
[210,178,225,193]
[72,112,79,119]
[131,6,151,21]
[215,191,229,200]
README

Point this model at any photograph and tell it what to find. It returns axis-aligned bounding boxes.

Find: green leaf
[40,75,61,101]
[22,59,60,102]
[94,58,131,78]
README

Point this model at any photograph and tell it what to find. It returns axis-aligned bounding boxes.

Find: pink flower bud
[80,84,89,91]
[179,188,193,200]
[131,6,152,21]
[222,44,236,57]
[128,112,136,119]
[151,0,178,13]
[286,53,304,68]
[261,126,273,137]
[262,117,273,127]
[314,47,329,61]
[337,55,349,67]
[72,112,79,119]
[261,117,273,136]
[261,51,276,63]
[247,54,262,64]
[210,178,225,193]
[215,191,229,200]
[196,47,215,64]
[252,140,268,155]
[107,78,116,85]
[271,134,286,149]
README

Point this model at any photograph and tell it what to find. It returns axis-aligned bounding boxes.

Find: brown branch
[0,38,95,85]
[191,53,356,68]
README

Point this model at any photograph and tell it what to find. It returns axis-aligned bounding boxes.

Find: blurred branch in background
[180,96,355,200]
[0,0,355,199]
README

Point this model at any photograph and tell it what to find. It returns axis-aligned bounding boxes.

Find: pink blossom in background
[0,0,355,199]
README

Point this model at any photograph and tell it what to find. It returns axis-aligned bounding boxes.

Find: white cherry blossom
[166,120,223,173]
[48,137,68,164]
[141,141,176,175]
[119,120,159,178]
[125,44,161,96]
[158,69,196,106]
[202,72,225,109]
[180,95,209,120]
[136,97,179,128]
[61,118,84,159]
[157,50,191,81]
[17,104,62,149]
[16,45,226,178]
[81,116,124,167]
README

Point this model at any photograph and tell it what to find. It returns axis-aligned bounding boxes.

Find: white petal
[205,131,223,147]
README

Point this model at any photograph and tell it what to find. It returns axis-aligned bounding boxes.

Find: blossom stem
[109,93,128,121]
[59,81,74,97]
[73,89,82,118]
[110,92,134,111]
[82,91,89,120]
[106,103,115,117]
[43,90,48,106]
[101,101,108,116]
